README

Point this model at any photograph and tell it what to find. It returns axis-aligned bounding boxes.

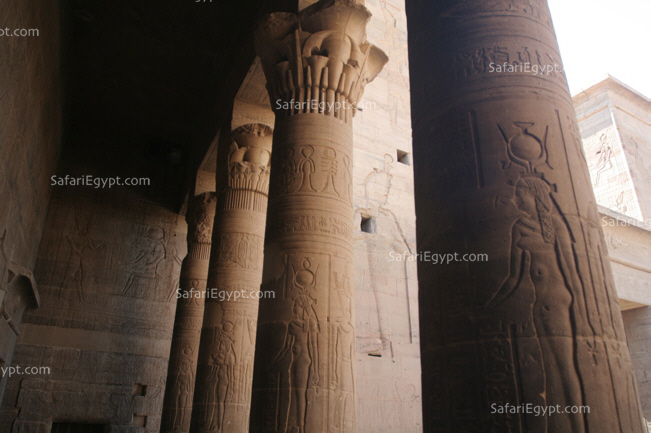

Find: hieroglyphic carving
[277,215,352,239]
[215,233,264,271]
[192,125,273,433]
[278,144,354,205]
[161,192,217,433]
[440,0,553,28]
[452,46,564,83]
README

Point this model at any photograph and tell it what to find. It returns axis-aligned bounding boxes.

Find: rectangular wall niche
[361,216,376,234]
[51,423,108,433]
[397,149,412,165]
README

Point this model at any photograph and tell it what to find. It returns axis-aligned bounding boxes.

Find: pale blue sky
[548,0,651,98]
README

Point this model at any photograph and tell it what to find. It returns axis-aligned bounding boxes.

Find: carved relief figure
[592,134,613,187]
[357,154,415,350]
[169,347,195,431]
[59,211,105,304]
[273,292,320,433]
[121,226,166,297]
[204,321,237,432]
[487,176,585,432]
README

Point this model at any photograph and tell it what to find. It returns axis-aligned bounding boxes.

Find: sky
[548,0,651,98]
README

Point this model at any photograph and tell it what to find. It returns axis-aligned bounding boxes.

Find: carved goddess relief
[204,321,237,432]
[487,175,586,432]
[169,347,195,431]
[273,290,320,433]
[59,211,105,304]
[121,226,166,297]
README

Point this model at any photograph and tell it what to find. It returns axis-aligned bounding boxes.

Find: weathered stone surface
[406,0,644,431]
[162,193,217,433]
[623,307,651,421]
[0,0,60,410]
[3,188,187,432]
[191,124,273,433]
[250,2,387,432]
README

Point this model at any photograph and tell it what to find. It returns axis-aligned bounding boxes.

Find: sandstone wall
[0,0,62,411]
[1,186,187,433]
[351,1,422,432]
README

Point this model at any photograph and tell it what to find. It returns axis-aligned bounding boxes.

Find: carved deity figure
[487,176,585,432]
[169,347,195,431]
[204,322,237,432]
[273,292,320,433]
[59,212,105,304]
[592,134,613,187]
[121,226,166,297]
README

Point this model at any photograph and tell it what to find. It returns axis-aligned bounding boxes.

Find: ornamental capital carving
[186,192,217,246]
[226,123,274,197]
[255,0,388,123]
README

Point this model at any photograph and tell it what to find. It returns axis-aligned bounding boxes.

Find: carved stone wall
[350,1,421,432]
[2,186,187,433]
[406,0,645,431]
[0,0,61,413]
[574,77,651,222]
[623,307,651,422]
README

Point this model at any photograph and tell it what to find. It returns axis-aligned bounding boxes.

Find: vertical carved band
[191,124,273,433]
[162,192,217,433]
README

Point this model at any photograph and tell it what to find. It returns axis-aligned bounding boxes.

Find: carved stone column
[191,124,273,433]
[250,2,387,432]
[405,1,645,432]
[162,192,217,433]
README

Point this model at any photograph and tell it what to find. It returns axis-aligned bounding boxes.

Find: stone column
[162,192,217,433]
[405,1,644,432]
[250,2,387,432]
[191,124,273,433]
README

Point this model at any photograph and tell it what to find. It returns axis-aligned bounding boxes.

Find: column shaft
[405,0,644,432]
[250,2,387,432]
[191,124,273,433]
[162,192,217,433]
